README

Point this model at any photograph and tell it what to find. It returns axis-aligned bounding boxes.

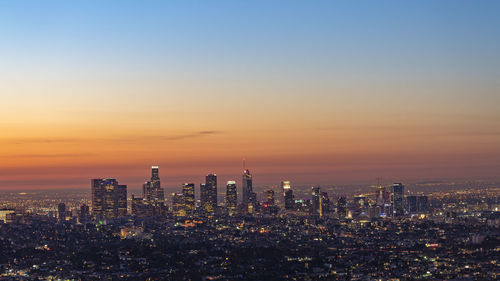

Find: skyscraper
[265,189,275,206]
[200,183,208,212]
[183,183,195,215]
[91,178,127,220]
[407,195,428,214]
[337,196,347,219]
[280,181,290,208]
[142,181,152,201]
[311,186,321,216]
[282,181,294,210]
[58,202,66,222]
[392,183,404,217]
[205,174,217,213]
[172,193,186,217]
[117,184,127,217]
[242,169,253,206]
[150,166,164,204]
[139,166,166,216]
[226,181,237,216]
[131,195,152,218]
[320,192,330,216]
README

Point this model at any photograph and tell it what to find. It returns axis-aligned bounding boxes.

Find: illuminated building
[172,193,186,217]
[226,181,237,216]
[354,195,367,208]
[58,203,66,222]
[320,192,330,215]
[131,195,152,217]
[407,195,429,214]
[200,183,207,212]
[140,166,166,216]
[265,189,275,206]
[0,209,15,223]
[206,174,218,213]
[150,166,165,204]
[182,183,195,215]
[337,196,347,219]
[283,181,294,210]
[117,184,127,217]
[142,181,152,201]
[311,186,321,215]
[248,191,257,214]
[91,178,127,220]
[242,169,253,206]
[392,183,404,218]
[281,180,291,208]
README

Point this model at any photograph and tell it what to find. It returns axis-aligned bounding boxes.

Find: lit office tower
[58,203,66,222]
[150,166,164,204]
[281,181,291,208]
[417,195,429,213]
[337,196,347,219]
[282,181,294,210]
[91,178,128,220]
[206,174,218,213]
[142,181,152,201]
[200,183,208,212]
[242,169,253,205]
[172,193,186,217]
[117,184,127,217]
[226,181,237,216]
[182,183,195,215]
[321,192,330,215]
[392,183,404,217]
[311,186,321,215]
[266,189,275,206]
[375,186,385,206]
[407,195,429,214]
[151,166,160,189]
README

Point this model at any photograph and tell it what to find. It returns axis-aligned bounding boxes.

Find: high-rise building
[407,195,428,214]
[242,169,253,206]
[392,183,404,217]
[150,166,164,204]
[375,186,384,206]
[320,192,330,216]
[139,166,166,216]
[183,183,195,215]
[131,195,147,217]
[200,183,208,212]
[91,178,127,220]
[142,181,152,201]
[417,195,428,213]
[280,181,291,208]
[58,203,66,222]
[172,193,186,217]
[226,181,237,216]
[204,174,217,213]
[117,184,127,217]
[337,196,347,219]
[265,189,275,206]
[283,181,294,210]
[79,204,90,223]
[311,186,321,215]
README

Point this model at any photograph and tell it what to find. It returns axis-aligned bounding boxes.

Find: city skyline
[1,1,500,190]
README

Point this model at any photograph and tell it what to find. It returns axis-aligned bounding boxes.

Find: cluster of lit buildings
[88,166,433,222]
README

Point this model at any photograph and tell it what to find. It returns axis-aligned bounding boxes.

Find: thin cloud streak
[0,131,224,145]
[0,153,96,159]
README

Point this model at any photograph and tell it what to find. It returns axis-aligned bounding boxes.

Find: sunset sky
[1,1,500,190]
